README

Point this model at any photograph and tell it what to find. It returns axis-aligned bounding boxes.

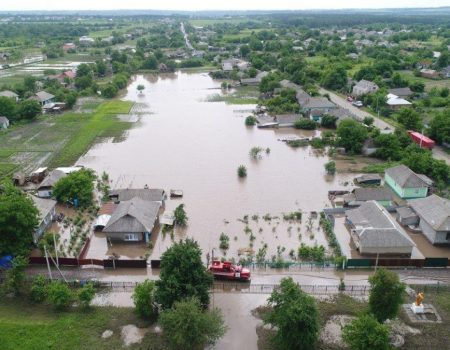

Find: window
[446,232,450,241]
[124,234,139,241]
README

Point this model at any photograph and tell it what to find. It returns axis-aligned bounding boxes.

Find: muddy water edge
[78,72,357,262]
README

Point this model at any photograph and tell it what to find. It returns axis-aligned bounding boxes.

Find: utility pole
[44,245,53,280]
[53,233,59,268]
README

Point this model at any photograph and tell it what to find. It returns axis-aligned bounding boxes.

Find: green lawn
[0,298,166,350]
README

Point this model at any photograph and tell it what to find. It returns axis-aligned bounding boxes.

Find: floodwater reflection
[78,72,357,261]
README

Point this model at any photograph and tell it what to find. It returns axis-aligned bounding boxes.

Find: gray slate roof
[385,165,429,188]
[275,114,302,125]
[38,170,66,189]
[0,90,18,98]
[388,87,413,98]
[109,188,165,202]
[304,97,336,109]
[347,201,415,249]
[0,116,9,124]
[353,187,393,202]
[35,91,55,102]
[103,197,161,233]
[31,195,56,220]
[409,194,450,231]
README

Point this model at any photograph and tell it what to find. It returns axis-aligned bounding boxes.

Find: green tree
[78,282,95,308]
[47,281,73,310]
[155,239,213,310]
[101,83,118,98]
[369,268,405,322]
[363,116,374,126]
[374,134,402,160]
[52,169,95,208]
[137,84,145,93]
[76,63,92,78]
[17,100,41,120]
[132,279,157,319]
[265,277,319,350]
[342,313,390,350]
[30,275,48,303]
[321,114,338,129]
[337,119,368,154]
[75,75,93,90]
[159,298,226,350]
[23,76,37,93]
[173,204,188,226]
[396,108,422,131]
[0,181,39,256]
[95,60,107,76]
[0,96,17,118]
[428,109,450,145]
[324,161,336,175]
[321,65,347,90]
[294,118,317,130]
[3,255,28,296]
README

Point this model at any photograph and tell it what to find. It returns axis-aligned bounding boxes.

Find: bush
[324,161,336,175]
[132,279,157,319]
[219,233,230,251]
[294,119,317,130]
[47,281,73,310]
[237,165,247,178]
[78,282,95,308]
[342,313,390,350]
[245,115,257,126]
[30,275,47,303]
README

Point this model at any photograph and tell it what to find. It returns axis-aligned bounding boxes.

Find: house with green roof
[385,165,432,199]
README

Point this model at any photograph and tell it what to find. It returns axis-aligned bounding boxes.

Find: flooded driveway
[78,72,357,262]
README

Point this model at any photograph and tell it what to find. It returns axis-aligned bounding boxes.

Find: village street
[319,87,450,165]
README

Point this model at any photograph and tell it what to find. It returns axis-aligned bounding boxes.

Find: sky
[1,0,449,12]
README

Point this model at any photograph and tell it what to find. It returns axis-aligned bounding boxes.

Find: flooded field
[78,72,358,262]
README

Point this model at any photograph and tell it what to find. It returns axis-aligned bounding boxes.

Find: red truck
[407,131,435,149]
[209,260,251,281]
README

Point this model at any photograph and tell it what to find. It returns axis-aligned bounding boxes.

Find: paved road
[319,87,394,132]
[320,87,450,165]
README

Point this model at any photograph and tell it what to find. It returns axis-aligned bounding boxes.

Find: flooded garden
[78,72,358,263]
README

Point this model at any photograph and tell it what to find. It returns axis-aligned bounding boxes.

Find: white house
[0,116,9,129]
[386,93,412,110]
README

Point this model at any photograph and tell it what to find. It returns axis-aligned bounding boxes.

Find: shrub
[245,115,257,126]
[30,275,47,303]
[249,146,264,159]
[324,161,336,175]
[78,282,95,308]
[219,233,230,251]
[237,165,247,178]
[47,281,73,310]
[132,279,157,319]
[294,119,317,130]
[342,313,390,350]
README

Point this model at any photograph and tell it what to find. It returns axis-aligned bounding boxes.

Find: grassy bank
[0,298,166,350]
[206,85,259,105]
[49,100,134,167]
[0,100,134,178]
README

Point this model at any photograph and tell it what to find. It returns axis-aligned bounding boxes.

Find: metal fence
[211,282,370,295]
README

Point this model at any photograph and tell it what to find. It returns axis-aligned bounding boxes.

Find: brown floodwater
[78,72,358,262]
